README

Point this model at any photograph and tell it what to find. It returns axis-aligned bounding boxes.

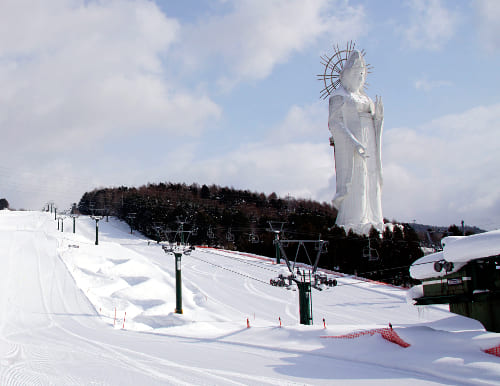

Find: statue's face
[341,64,366,93]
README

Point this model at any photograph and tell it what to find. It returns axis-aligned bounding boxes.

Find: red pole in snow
[279,317,282,328]
[323,318,326,329]
[247,318,250,328]
[123,312,126,329]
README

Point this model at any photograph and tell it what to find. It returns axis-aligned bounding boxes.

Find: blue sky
[1,0,500,230]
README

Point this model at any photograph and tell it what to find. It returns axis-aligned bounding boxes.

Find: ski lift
[314,240,328,253]
[314,273,337,287]
[162,244,174,253]
[226,227,235,242]
[314,235,323,250]
[270,273,295,287]
[248,232,260,243]
[363,239,380,261]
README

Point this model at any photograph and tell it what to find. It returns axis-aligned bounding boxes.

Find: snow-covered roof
[410,229,500,280]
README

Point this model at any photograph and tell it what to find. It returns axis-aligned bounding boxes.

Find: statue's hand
[374,96,383,121]
[356,143,367,159]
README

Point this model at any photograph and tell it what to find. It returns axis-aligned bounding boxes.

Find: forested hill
[77,182,423,286]
[77,182,337,247]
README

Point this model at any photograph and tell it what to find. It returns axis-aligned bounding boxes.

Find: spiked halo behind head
[317,41,373,100]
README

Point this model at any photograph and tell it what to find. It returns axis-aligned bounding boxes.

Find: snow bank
[410,229,500,280]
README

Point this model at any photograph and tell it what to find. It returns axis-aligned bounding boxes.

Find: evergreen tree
[0,198,9,210]
[447,224,463,236]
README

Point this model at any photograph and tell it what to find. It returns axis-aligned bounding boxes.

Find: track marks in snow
[1,345,80,386]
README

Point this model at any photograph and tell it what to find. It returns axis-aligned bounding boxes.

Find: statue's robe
[328,88,383,233]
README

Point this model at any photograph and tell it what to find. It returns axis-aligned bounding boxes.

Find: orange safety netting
[321,328,411,348]
[484,344,500,357]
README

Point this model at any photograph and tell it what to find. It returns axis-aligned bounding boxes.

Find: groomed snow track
[1,211,500,385]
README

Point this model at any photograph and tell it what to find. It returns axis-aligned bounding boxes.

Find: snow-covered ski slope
[1,210,500,385]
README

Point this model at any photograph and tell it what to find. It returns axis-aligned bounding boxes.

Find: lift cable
[189,254,271,285]
[202,249,278,273]
[344,258,441,279]
[202,248,412,289]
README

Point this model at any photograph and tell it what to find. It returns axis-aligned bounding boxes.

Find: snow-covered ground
[1,210,500,385]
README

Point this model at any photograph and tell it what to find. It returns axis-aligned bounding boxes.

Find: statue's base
[338,222,385,236]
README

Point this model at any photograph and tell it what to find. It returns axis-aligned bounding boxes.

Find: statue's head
[340,50,367,93]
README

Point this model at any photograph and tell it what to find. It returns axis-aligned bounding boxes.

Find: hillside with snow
[1,210,500,385]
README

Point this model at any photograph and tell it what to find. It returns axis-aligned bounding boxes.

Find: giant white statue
[319,43,384,234]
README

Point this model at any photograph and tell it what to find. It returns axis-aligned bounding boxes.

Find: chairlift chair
[363,246,380,261]
[368,248,380,261]
[249,233,260,243]
[226,228,235,242]
[363,238,380,261]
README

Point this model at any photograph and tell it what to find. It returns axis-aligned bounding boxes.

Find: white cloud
[0,0,221,155]
[149,102,334,201]
[269,101,327,142]
[178,0,366,87]
[402,0,460,50]
[414,78,452,91]
[182,142,334,200]
[0,161,100,211]
[383,103,500,229]
[475,0,500,51]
